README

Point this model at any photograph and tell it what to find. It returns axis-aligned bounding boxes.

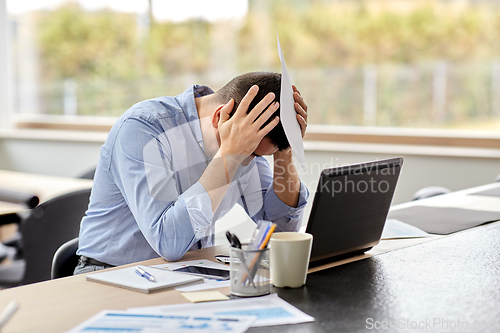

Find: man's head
[214,72,289,155]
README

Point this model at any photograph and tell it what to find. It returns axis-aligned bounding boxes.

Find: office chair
[412,186,451,201]
[0,188,39,209]
[79,167,96,180]
[0,188,39,262]
[414,174,500,201]
[0,188,91,287]
[0,243,13,264]
[51,237,79,279]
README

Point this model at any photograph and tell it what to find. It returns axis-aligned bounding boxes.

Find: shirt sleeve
[109,118,214,262]
[240,157,309,232]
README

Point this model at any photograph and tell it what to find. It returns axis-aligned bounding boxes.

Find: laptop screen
[306,157,403,266]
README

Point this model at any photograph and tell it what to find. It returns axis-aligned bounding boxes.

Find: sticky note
[182,291,230,303]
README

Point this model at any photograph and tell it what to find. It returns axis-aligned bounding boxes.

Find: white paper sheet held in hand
[277,31,307,173]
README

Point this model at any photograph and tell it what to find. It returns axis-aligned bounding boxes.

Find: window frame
[9,115,500,152]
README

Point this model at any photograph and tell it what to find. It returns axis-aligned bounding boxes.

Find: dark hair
[215,72,289,150]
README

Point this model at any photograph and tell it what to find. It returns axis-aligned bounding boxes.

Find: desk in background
[0,170,92,238]
[0,182,499,332]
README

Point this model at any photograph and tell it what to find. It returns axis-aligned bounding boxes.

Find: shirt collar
[178,85,214,149]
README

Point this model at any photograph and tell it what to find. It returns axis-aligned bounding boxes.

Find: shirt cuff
[179,181,214,240]
[264,180,309,221]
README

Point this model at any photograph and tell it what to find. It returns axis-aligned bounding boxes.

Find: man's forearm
[199,150,245,212]
[273,149,300,207]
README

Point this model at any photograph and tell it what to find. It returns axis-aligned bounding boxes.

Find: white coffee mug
[269,232,313,288]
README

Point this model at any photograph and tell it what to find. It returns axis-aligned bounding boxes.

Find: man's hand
[218,85,280,159]
[273,85,308,157]
[200,85,280,212]
[293,85,308,138]
[272,85,307,207]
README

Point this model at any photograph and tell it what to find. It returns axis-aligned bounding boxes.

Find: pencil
[258,223,276,250]
[240,223,276,285]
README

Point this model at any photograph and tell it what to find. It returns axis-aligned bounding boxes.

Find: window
[5,0,500,134]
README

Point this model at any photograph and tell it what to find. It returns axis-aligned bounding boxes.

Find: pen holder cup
[230,245,270,297]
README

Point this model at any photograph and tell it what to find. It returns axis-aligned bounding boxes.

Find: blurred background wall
[6,0,500,130]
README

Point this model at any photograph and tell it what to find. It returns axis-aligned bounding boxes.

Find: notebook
[86,265,203,293]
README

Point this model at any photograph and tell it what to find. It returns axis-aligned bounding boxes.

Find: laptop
[306,157,403,267]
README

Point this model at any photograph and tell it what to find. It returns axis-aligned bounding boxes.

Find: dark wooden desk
[0,183,499,332]
[254,221,500,332]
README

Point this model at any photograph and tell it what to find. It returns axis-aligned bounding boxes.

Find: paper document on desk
[66,310,255,333]
[129,293,315,327]
[382,219,430,239]
[152,259,231,292]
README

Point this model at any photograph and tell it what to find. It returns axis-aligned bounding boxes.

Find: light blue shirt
[77,85,309,266]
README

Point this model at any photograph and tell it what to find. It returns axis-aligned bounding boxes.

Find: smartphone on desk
[172,265,230,280]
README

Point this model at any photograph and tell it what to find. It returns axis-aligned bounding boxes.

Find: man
[75,72,309,274]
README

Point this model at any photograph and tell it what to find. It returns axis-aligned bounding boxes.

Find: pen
[135,266,155,282]
[257,224,271,248]
[0,300,19,330]
[258,223,276,250]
